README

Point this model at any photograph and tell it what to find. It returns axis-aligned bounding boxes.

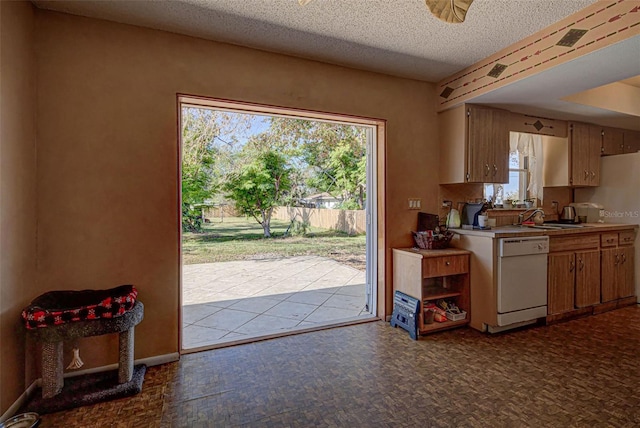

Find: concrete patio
[182,255,372,350]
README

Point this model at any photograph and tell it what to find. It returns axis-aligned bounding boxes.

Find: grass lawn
[182,216,366,270]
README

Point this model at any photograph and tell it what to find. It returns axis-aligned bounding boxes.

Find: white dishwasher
[493,236,549,332]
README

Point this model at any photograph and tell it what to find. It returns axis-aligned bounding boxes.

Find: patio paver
[182,255,372,349]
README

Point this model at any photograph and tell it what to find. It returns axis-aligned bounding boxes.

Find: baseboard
[64,352,180,378]
[0,380,39,422]
[0,352,179,421]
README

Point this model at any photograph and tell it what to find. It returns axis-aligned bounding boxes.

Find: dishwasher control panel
[499,236,549,257]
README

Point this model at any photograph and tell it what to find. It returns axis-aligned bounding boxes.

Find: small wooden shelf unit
[392,248,471,334]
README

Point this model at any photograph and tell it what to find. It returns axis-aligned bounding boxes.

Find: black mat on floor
[21,364,146,415]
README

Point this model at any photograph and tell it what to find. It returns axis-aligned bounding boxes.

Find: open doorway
[178,96,382,352]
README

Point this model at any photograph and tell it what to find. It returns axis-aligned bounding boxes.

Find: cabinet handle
[621,254,626,264]
[493,164,497,177]
[615,254,620,266]
[445,261,451,266]
[485,164,490,176]
[578,258,584,272]
[584,170,589,180]
[570,260,575,272]
[591,171,596,180]
[623,237,631,242]
[606,238,614,243]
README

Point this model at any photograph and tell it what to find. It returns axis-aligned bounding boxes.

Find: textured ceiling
[32,0,597,82]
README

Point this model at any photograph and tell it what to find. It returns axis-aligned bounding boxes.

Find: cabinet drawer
[601,233,619,248]
[619,231,636,246]
[422,255,468,278]
[549,235,599,252]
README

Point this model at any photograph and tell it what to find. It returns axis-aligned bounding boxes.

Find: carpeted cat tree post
[20,285,146,414]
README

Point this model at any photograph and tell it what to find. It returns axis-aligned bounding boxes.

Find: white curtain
[509,132,544,201]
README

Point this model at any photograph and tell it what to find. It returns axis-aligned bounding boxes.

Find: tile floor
[182,255,373,349]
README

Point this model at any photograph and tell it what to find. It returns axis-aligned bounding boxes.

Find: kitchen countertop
[451,223,638,239]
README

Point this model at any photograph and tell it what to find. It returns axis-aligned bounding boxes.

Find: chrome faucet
[518,208,545,225]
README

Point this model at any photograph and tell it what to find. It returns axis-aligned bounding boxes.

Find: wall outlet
[408,198,422,210]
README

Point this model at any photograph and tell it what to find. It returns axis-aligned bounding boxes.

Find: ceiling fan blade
[425,0,475,23]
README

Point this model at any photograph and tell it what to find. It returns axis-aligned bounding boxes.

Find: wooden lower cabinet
[575,250,601,307]
[548,249,601,314]
[601,248,618,302]
[548,252,575,314]
[619,246,635,298]
[602,246,635,302]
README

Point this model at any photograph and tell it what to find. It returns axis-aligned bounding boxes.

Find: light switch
[408,198,422,210]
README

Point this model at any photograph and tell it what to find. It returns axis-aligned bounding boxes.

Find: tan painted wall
[0,1,37,414]
[34,11,439,372]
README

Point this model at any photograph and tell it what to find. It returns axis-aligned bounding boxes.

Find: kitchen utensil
[560,206,576,222]
[570,202,604,223]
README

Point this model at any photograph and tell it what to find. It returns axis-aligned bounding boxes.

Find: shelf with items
[392,248,471,335]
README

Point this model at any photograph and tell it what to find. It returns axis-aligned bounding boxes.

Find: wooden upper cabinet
[438,104,509,184]
[569,122,601,187]
[467,105,509,183]
[601,127,624,156]
[623,130,640,154]
[507,112,568,138]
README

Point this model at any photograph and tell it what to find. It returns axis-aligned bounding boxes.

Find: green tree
[224,151,292,237]
[250,117,367,209]
[181,107,251,231]
[308,140,367,209]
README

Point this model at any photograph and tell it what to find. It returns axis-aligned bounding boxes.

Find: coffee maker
[461,202,486,228]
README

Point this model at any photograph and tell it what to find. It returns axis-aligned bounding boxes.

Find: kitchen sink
[524,223,592,230]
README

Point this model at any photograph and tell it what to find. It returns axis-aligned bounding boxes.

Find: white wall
[575,153,640,299]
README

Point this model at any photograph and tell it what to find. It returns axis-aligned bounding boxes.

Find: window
[485,150,529,206]
[485,131,544,206]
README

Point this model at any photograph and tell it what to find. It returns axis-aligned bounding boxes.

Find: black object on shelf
[390,291,420,340]
[417,212,439,232]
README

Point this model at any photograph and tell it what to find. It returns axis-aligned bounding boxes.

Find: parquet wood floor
[40,306,640,427]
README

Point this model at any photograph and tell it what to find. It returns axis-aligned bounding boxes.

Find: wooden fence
[272,206,366,235]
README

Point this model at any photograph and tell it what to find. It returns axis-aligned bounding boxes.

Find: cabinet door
[575,250,600,307]
[490,109,510,183]
[548,253,575,314]
[570,122,592,186]
[600,248,618,302]
[617,246,635,299]
[601,127,624,156]
[587,125,601,186]
[623,130,640,154]
[467,106,493,183]
[570,122,601,187]
[467,106,509,183]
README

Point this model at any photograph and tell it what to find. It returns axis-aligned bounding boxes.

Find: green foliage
[309,140,367,209]
[181,108,251,232]
[290,219,310,236]
[248,117,368,209]
[224,151,292,237]
[182,108,368,236]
